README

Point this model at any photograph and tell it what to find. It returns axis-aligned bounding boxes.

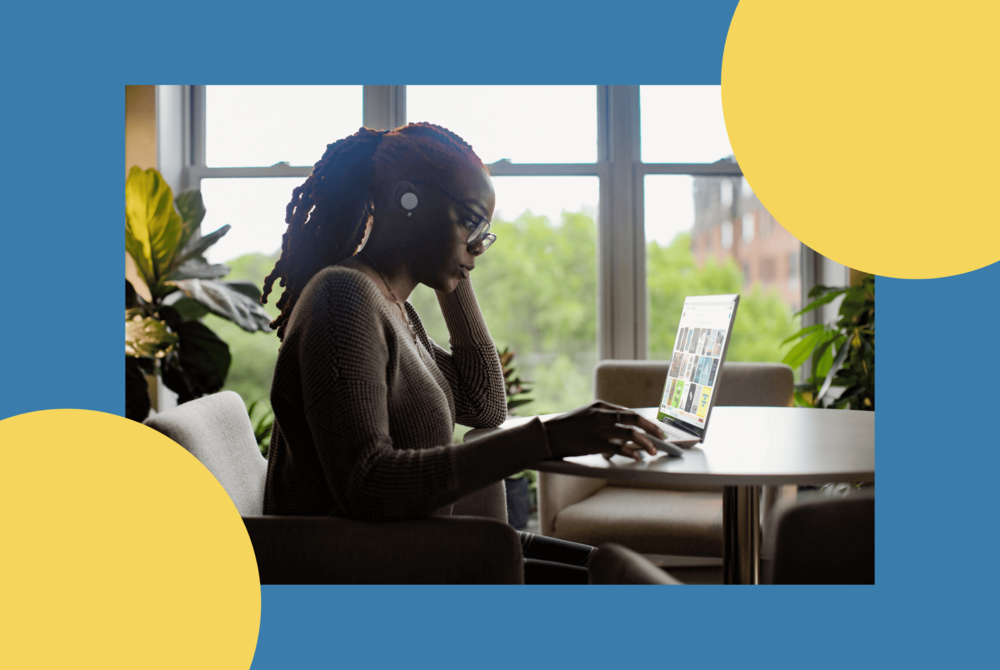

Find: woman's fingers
[620,427,658,456]
[608,429,656,460]
[631,415,666,440]
[597,407,666,440]
[621,441,649,461]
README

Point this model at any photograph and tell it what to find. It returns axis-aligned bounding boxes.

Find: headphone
[400,192,418,216]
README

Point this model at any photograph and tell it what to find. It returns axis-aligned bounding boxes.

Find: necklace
[359,253,422,351]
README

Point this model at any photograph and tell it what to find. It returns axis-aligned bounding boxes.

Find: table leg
[723,485,761,584]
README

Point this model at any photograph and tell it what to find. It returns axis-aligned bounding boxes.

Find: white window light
[720,180,733,208]
[742,212,755,243]
[721,220,733,249]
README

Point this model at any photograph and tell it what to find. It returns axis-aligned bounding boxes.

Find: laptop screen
[657,294,739,435]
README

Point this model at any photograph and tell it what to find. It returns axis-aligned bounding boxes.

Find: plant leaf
[814,337,836,380]
[162,294,210,321]
[793,288,849,317]
[167,278,273,332]
[160,321,231,402]
[164,256,231,281]
[174,190,207,256]
[793,388,816,408]
[782,330,823,368]
[125,167,184,293]
[817,338,853,402]
[224,281,263,301]
[780,323,824,347]
[170,224,231,272]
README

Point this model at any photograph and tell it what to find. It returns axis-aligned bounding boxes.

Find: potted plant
[781,274,874,410]
[782,275,874,496]
[125,166,273,421]
[498,345,536,529]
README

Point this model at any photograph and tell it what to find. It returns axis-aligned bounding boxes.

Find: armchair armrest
[243,515,524,584]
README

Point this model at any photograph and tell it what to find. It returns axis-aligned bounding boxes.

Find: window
[721,220,734,249]
[158,85,834,415]
[641,86,803,364]
[406,87,600,415]
[205,86,362,168]
[406,86,597,164]
[742,212,755,243]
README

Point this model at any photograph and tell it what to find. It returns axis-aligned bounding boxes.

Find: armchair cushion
[244,514,524,584]
[144,391,266,516]
[552,486,724,557]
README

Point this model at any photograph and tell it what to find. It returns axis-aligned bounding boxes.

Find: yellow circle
[0,410,260,669]
[722,0,1000,279]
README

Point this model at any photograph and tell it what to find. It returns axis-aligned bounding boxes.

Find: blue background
[2,1,995,667]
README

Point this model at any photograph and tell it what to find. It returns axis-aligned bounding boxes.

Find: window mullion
[603,85,641,361]
[364,86,406,130]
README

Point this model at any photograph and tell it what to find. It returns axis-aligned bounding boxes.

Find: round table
[468,406,875,584]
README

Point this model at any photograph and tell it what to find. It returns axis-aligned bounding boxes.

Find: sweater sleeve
[294,270,551,521]
[420,277,508,429]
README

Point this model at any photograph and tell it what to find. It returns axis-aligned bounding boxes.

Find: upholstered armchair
[538,361,797,562]
[588,492,875,584]
[144,391,523,584]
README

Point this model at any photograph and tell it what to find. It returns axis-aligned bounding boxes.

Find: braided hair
[261,122,485,340]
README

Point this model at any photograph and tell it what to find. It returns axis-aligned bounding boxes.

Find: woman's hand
[542,401,666,461]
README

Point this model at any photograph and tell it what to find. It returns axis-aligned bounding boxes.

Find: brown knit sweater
[263,266,552,520]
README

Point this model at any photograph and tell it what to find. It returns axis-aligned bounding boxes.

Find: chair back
[144,391,267,516]
[594,360,793,408]
[767,493,875,584]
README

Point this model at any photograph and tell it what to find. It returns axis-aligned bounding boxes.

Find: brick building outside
[690,173,801,310]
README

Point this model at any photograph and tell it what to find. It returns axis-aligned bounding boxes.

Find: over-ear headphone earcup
[400,192,418,211]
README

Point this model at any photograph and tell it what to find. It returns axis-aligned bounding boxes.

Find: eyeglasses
[464,218,497,252]
[412,180,497,252]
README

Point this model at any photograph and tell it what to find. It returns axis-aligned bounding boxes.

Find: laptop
[636,294,740,455]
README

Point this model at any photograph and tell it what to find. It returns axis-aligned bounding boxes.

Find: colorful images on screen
[657,297,735,428]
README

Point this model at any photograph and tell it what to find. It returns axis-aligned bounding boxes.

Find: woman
[261,123,665,582]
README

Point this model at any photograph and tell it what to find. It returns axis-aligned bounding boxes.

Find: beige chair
[538,361,796,561]
[589,492,875,584]
[144,391,524,584]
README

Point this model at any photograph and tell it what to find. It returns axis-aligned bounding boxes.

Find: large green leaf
[125,167,184,293]
[164,255,231,281]
[170,224,231,272]
[813,337,836,380]
[793,288,849,317]
[224,281,263,301]
[780,323,824,347]
[161,294,210,321]
[167,278,273,332]
[782,330,823,368]
[816,337,852,402]
[161,321,231,403]
[174,190,207,256]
